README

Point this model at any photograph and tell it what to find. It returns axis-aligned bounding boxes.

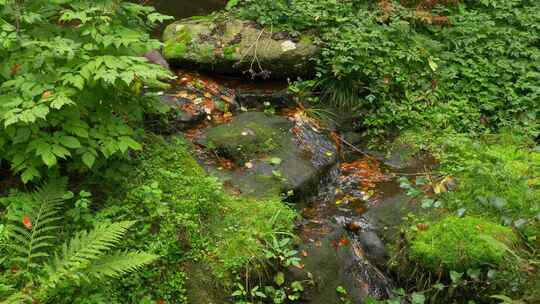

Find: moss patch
[163,41,188,58]
[410,216,518,272]
[223,44,239,61]
[93,135,296,302]
[202,112,291,164]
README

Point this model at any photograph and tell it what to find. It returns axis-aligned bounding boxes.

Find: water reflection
[148,0,226,19]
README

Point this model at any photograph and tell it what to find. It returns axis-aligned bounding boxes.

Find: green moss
[203,112,290,164]
[410,216,518,272]
[223,44,239,61]
[198,43,216,63]
[299,34,314,44]
[95,135,295,301]
[163,41,188,58]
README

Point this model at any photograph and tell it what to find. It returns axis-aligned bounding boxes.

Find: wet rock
[337,216,389,268]
[162,15,319,79]
[235,87,293,109]
[342,131,363,146]
[295,226,394,304]
[158,72,238,131]
[196,112,338,198]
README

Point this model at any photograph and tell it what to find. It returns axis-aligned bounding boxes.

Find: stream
[149,1,427,303]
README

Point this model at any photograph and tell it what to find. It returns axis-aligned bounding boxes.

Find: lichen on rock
[162,14,319,79]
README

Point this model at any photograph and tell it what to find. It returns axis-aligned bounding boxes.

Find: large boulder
[162,15,319,79]
[196,112,337,199]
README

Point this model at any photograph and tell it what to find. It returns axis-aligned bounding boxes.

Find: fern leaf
[84,251,158,280]
[8,179,67,270]
[0,291,31,304]
[44,221,136,288]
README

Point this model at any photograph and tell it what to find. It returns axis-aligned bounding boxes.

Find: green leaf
[411,292,425,304]
[274,272,285,286]
[226,0,239,10]
[467,268,481,280]
[52,145,71,159]
[59,136,82,149]
[21,167,40,184]
[50,94,75,110]
[82,152,96,169]
[269,157,282,165]
[119,136,142,150]
[450,271,463,284]
[336,286,347,295]
[41,150,57,167]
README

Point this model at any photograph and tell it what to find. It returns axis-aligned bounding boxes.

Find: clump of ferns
[0,179,158,303]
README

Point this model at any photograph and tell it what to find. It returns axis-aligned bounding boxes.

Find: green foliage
[233,0,540,138]
[231,237,309,304]
[392,131,539,301]
[0,180,158,303]
[0,0,172,183]
[83,135,296,302]
[409,216,518,272]
[398,130,540,241]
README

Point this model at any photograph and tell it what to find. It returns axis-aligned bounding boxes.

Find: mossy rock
[162,14,319,78]
[201,111,289,163]
[409,216,518,272]
[197,112,338,199]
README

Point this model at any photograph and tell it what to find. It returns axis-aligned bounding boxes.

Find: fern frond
[0,291,31,304]
[84,251,158,280]
[8,179,67,270]
[44,221,136,288]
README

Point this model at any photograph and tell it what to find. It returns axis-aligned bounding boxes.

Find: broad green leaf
[82,152,96,169]
[41,150,57,167]
[59,136,82,149]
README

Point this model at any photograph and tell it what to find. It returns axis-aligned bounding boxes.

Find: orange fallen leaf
[338,237,349,247]
[417,223,429,231]
[42,91,52,99]
[10,64,20,76]
[23,216,32,230]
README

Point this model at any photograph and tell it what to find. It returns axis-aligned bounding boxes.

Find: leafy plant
[0,0,172,183]
[0,180,158,303]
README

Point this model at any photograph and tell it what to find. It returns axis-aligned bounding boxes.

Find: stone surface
[162,15,319,79]
[158,71,238,131]
[196,112,338,198]
[292,224,394,304]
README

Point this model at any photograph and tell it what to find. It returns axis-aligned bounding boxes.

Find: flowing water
[149,0,226,19]
[150,2,433,303]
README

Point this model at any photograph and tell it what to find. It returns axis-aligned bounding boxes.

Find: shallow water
[149,0,226,19]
